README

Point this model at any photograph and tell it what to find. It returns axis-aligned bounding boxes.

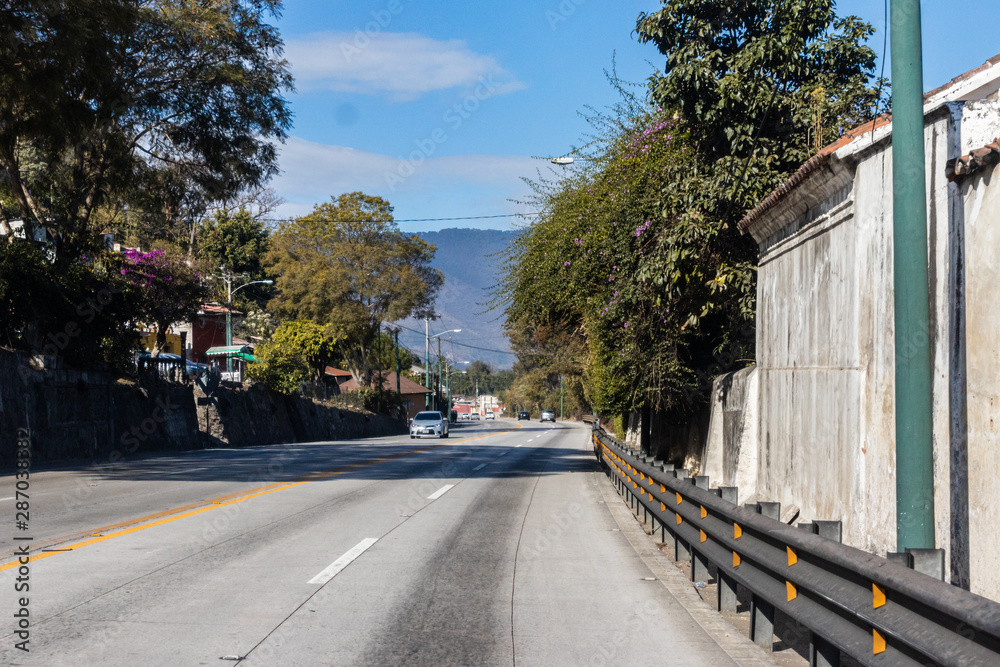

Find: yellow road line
[1,424,523,571]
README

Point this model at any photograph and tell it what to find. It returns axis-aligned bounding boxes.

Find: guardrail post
[750,596,775,651]
[693,475,710,490]
[718,570,738,612]
[815,520,842,543]
[907,548,946,581]
[809,634,840,667]
[675,532,691,562]
[675,469,689,481]
[691,547,711,584]
[660,462,675,474]
[757,502,781,521]
[714,486,738,504]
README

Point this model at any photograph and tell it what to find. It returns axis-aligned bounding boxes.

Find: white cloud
[284,32,525,99]
[271,137,540,227]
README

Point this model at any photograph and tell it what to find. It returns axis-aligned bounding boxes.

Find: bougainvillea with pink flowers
[120,248,204,355]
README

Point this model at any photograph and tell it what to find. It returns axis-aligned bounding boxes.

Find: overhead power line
[262,212,539,224]
[392,322,518,357]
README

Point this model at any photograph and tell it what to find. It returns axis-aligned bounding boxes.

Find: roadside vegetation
[499,0,885,432]
[0,2,447,414]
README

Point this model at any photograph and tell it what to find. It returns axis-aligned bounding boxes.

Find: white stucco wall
[957,159,1000,598]
[738,89,1000,598]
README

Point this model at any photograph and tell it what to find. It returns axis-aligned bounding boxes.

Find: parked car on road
[540,410,555,422]
[459,413,470,420]
[485,412,495,420]
[471,413,480,420]
[517,411,530,420]
[410,411,449,439]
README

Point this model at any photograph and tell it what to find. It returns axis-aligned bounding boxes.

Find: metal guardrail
[591,425,1000,666]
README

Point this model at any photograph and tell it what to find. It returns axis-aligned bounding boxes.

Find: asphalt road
[0,418,769,666]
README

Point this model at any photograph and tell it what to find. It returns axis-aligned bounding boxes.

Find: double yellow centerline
[0,424,522,571]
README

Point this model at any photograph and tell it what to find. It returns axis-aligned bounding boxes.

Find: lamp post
[445,369,466,423]
[549,156,593,166]
[560,375,564,420]
[426,325,461,409]
[219,271,273,376]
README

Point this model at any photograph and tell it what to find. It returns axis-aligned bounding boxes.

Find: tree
[245,320,337,393]
[245,342,310,395]
[636,0,881,204]
[119,248,204,356]
[270,321,339,383]
[267,192,443,383]
[0,0,292,262]
[200,210,271,279]
[499,1,881,425]
[0,238,135,370]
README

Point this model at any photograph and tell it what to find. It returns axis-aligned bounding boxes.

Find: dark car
[517,411,530,420]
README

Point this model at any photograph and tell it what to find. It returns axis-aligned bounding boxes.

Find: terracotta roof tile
[947,139,1000,181]
[738,53,1000,233]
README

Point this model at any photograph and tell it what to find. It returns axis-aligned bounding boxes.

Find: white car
[410,411,449,439]
[540,410,556,422]
[485,412,495,420]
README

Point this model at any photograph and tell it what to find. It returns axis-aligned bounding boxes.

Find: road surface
[0,418,771,665]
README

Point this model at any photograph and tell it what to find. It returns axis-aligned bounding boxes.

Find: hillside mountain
[393,228,518,370]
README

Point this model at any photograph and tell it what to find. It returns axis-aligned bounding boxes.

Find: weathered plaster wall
[957,159,1000,598]
[702,366,758,504]
[742,95,1000,598]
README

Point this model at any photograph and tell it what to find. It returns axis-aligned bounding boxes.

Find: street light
[425,321,461,409]
[218,271,273,376]
[445,369,466,423]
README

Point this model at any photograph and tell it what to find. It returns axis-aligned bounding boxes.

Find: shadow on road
[9,422,600,484]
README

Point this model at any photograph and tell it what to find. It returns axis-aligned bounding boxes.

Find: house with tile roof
[340,371,432,421]
[702,54,1000,599]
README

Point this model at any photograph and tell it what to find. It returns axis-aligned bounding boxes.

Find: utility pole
[560,375,564,420]
[436,337,442,412]
[424,318,430,409]
[394,330,401,397]
[891,0,935,551]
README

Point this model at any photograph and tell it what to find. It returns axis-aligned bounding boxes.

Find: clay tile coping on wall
[946,139,1000,182]
[737,114,891,233]
[738,53,1000,234]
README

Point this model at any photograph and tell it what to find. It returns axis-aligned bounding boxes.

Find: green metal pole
[436,338,442,412]
[395,331,401,397]
[560,375,564,420]
[395,331,402,422]
[447,375,452,422]
[425,319,430,409]
[891,0,935,551]
[225,277,233,375]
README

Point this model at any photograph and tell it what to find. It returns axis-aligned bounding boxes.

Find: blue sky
[268,1,998,233]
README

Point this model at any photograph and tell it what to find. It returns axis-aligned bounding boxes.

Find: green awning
[206,345,249,357]
[234,352,258,362]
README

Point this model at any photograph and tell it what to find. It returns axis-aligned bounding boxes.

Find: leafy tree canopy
[501,0,881,422]
[268,320,339,383]
[0,0,292,262]
[267,192,443,383]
